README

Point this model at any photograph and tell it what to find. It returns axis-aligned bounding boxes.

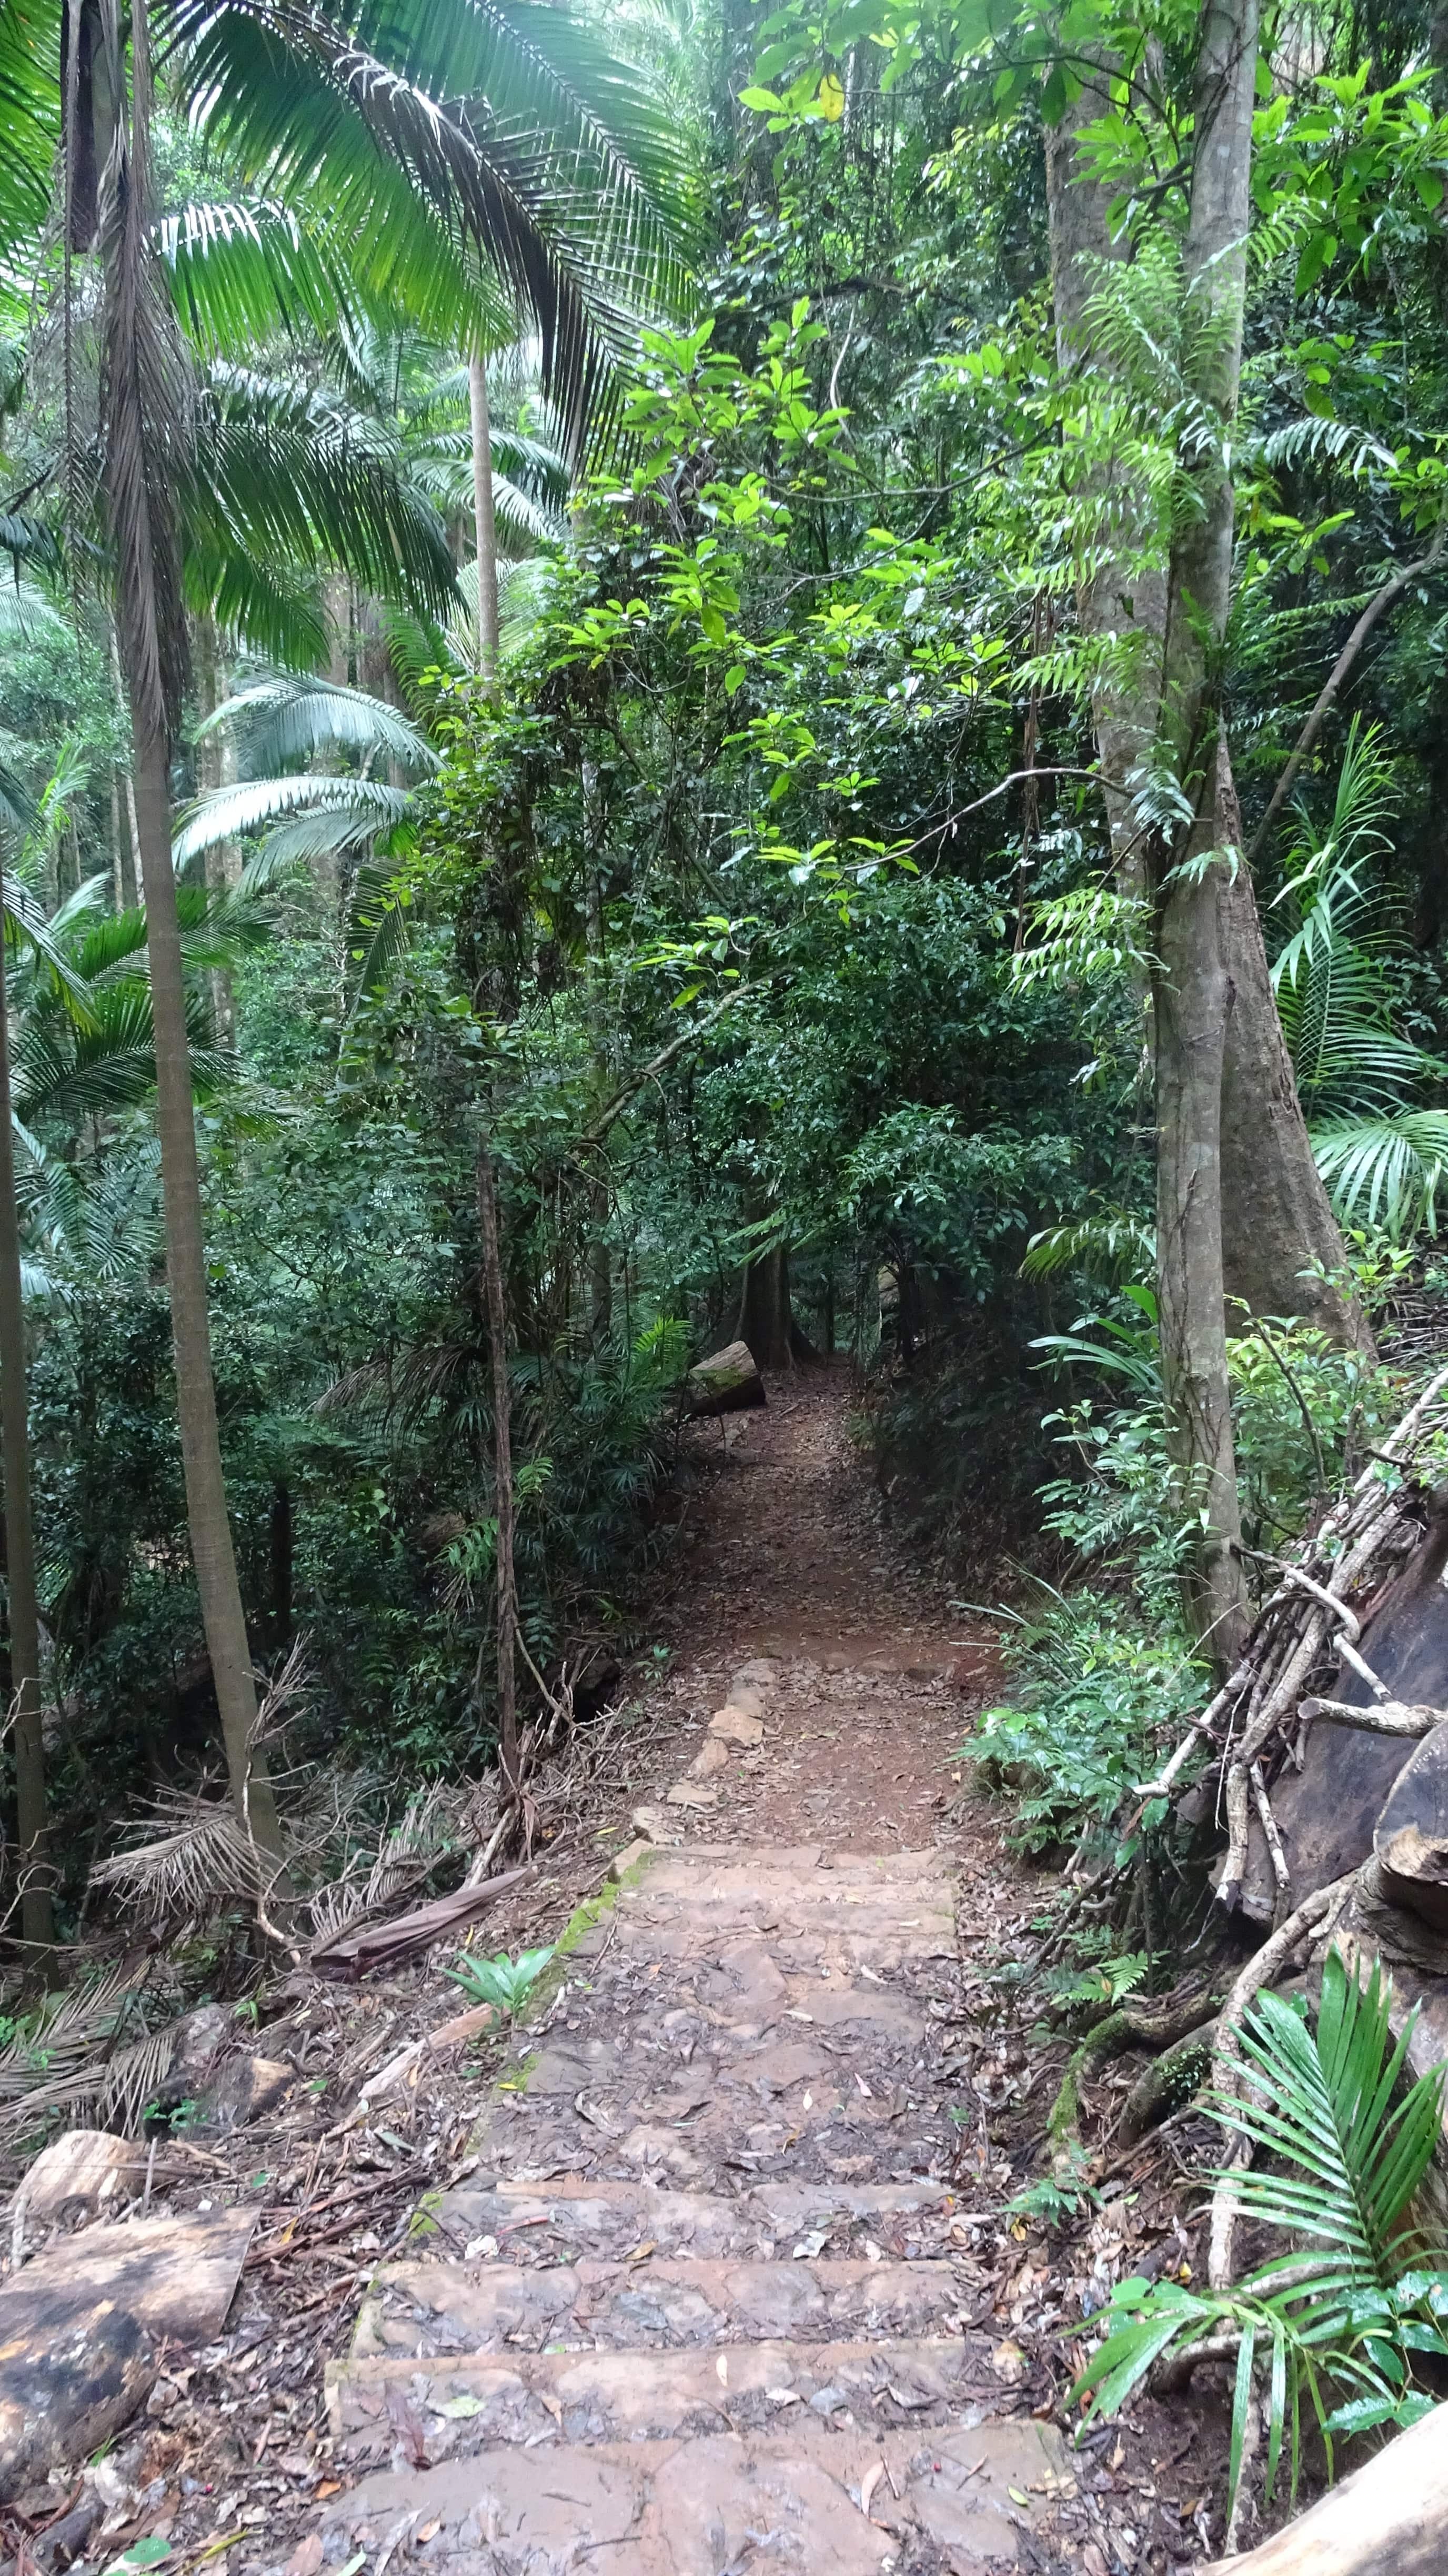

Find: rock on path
[319,1656,1074,2574]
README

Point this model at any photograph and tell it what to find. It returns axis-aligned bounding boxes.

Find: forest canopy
[2,0,1448,1937]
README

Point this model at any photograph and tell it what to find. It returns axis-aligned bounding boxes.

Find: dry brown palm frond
[0,1960,190,2139]
[88,1792,260,1919]
[308,1781,470,1941]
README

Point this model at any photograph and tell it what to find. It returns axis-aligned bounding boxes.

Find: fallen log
[1207,2392,1448,2573]
[308,1865,535,1981]
[680,1339,766,1418]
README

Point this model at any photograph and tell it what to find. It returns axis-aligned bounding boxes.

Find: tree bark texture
[738,1242,800,1370]
[1044,53,1167,876]
[476,1133,518,1798]
[1150,0,1262,1675]
[194,613,236,1042]
[469,355,500,680]
[1044,37,1361,1343]
[1219,869,1371,1345]
[130,717,286,1867]
[0,862,52,1948]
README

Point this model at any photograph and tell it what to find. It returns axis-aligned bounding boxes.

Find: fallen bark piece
[1207,2391,1448,2572]
[681,1341,766,1418]
[16,2130,145,2221]
[0,2207,256,2499]
[308,1865,535,1981]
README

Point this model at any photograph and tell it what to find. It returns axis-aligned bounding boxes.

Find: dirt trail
[309,1372,1090,2571]
[46,1366,1228,2576]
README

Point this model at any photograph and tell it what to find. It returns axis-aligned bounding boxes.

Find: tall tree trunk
[469,355,500,681]
[1044,53,1168,878]
[1150,0,1263,1675]
[476,1133,518,1798]
[0,862,52,1949]
[738,1237,798,1369]
[1044,37,1365,1348]
[194,613,235,1043]
[130,717,287,1867]
[98,0,285,1873]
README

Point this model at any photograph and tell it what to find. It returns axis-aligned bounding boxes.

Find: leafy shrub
[960,1583,1202,1852]
[1070,1954,1448,2523]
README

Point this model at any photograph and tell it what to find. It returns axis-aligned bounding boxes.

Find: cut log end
[681,1340,766,1419]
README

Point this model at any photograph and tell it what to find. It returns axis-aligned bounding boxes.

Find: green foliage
[1071,1955,1448,2522]
[443,1943,556,2016]
[961,1583,1199,1851]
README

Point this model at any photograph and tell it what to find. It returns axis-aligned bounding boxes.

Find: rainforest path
[311,1364,1099,2574]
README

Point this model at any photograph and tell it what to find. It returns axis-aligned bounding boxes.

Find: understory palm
[1272,721,1448,1238]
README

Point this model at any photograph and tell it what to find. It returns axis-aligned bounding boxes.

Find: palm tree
[14,0,689,1868]
[1272,721,1448,1240]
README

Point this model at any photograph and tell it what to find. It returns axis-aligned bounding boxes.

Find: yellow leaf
[817,73,846,121]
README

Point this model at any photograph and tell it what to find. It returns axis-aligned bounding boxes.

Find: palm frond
[172,772,413,866]
[1310,1112,1448,1238]
[202,670,440,776]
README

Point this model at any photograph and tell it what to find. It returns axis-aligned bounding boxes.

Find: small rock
[665,1780,719,1809]
[193,2056,294,2135]
[629,1805,683,1847]
[731,1659,779,1691]
[725,1681,766,1718]
[17,2131,146,2223]
[687,1739,729,1780]
[809,2386,848,2415]
[605,1838,653,1884]
[709,1708,763,1747]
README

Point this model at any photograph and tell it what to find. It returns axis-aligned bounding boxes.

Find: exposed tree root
[1047,1986,1224,2165]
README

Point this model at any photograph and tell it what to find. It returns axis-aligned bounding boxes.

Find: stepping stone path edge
[320,1655,1077,2572]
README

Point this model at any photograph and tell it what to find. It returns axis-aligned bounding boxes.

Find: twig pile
[1140,1361,1448,1926]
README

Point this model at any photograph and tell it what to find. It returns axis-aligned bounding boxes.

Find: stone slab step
[357,2253,974,2359]
[427,2175,955,2265]
[320,2415,1074,2575]
[329,2331,997,2451]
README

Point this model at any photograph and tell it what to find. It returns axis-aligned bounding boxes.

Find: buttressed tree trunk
[102,0,286,1876]
[1045,35,1366,1349]
[1150,0,1262,1677]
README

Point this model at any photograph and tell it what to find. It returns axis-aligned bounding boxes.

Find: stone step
[427,2174,956,2266]
[356,2252,975,2360]
[320,2414,1074,2576]
[329,2330,997,2452]
[632,1848,953,1901]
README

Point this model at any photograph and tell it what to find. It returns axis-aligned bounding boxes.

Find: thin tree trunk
[0,858,52,1949]
[476,1132,518,1798]
[1150,0,1262,1676]
[469,355,500,681]
[129,716,287,1868]
[194,613,235,1043]
[1044,42,1363,1348]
